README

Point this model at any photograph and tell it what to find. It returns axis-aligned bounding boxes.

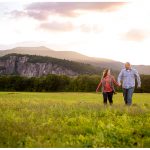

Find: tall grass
[0,92,150,147]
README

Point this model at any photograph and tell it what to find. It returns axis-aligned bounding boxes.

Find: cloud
[39,21,74,32]
[10,10,26,18]
[39,22,103,33]
[123,29,149,42]
[11,2,126,20]
[10,9,49,21]
[80,24,103,33]
[27,10,49,20]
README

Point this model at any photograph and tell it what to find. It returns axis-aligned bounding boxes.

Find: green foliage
[0,74,100,92]
[0,74,150,92]
[70,75,100,92]
[0,92,150,148]
[135,75,150,93]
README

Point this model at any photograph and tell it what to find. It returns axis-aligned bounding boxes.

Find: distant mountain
[132,65,150,75]
[0,46,87,59]
[0,53,102,77]
[0,46,149,75]
[0,46,124,70]
[0,41,51,50]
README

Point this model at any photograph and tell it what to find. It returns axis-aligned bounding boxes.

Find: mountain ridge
[0,46,120,62]
[0,46,149,75]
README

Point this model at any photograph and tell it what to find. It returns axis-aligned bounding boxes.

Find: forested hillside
[0,54,102,77]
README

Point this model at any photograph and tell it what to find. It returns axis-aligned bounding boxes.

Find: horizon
[0,1,150,65]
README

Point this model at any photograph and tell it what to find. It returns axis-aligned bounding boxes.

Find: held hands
[137,85,141,88]
[118,83,121,87]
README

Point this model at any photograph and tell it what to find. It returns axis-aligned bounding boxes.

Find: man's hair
[125,62,131,66]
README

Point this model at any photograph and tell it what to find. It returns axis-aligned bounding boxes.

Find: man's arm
[118,70,123,86]
[134,70,141,87]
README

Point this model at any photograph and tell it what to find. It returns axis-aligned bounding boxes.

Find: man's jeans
[123,87,134,105]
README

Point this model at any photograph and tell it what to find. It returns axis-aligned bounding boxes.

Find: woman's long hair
[102,69,110,79]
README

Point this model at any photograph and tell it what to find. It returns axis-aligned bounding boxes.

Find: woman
[96,69,119,106]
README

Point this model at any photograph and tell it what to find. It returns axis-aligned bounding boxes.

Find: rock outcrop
[0,55,78,77]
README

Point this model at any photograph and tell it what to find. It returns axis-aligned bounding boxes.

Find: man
[118,62,141,105]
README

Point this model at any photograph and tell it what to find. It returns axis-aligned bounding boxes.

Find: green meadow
[0,92,150,148]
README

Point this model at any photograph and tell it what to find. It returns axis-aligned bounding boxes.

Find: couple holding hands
[96,62,141,106]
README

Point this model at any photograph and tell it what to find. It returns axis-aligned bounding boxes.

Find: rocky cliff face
[0,55,78,77]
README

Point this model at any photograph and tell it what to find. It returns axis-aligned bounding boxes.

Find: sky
[0,1,150,65]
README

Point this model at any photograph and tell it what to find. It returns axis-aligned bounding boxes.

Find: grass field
[0,92,150,148]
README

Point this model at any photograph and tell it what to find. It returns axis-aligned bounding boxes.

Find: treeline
[0,75,100,92]
[0,74,150,92]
